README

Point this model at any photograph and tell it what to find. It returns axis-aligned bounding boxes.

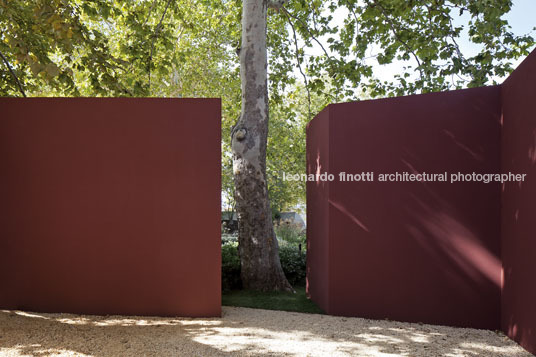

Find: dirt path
[0,307,532,356]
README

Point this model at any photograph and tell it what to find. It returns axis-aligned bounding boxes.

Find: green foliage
[222,286,323,314]
[222,153,236,211]
[0,0,129,96]
[221,241,241,291]
[2,0,533,99]
[274,220,306,247]
[278,244,306,286]
[267,82,335,210]
[0,0,241,119]
[222,239,306,289]
[271,0,534,99]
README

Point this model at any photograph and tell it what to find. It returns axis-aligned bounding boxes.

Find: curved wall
[307,49,536,354]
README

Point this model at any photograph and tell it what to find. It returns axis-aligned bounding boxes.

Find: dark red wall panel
[307,49,536,351]
[307,87,503,329]
[501,50,536,354]
[306,107,331,310]
[0,98,221,317]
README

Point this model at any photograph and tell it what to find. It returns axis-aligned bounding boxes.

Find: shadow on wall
[0,308,532,357]
[400,131,501,293]
[394,103,502,329]
[307,85,502,329]
[406,196,501,291]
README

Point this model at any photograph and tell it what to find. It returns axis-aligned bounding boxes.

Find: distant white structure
[276,212,306,230]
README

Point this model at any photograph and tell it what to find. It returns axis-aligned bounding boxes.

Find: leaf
[45,63,60,77]
[29,61,42,76]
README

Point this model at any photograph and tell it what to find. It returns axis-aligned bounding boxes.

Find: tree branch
[345,1,365,66]
[0,50,26,97]
[281,7,333,61]
[143,0,159,26]
[447,17,466,64]
[365,0,424,79]
[268,0,288,10]
[285,12,312,121]
[148,0,173,90]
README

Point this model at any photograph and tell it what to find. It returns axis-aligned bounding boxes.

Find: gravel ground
[0,307,532,357]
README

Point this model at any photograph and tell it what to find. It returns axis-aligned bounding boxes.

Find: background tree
[267,83,333,215]
[231,0,295,291]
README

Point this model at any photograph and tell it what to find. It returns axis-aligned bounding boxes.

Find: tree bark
[232,0,292,291]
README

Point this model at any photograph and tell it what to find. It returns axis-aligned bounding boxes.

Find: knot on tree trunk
[235,128,247,141]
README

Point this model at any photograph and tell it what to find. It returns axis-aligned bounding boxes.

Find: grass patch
[222,286,324,314]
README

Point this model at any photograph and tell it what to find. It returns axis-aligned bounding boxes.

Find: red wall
[0,98,221,317]
[501,51,536,354]
[307,49,536,352]
[306,107,331,310]
[307,87,503,329]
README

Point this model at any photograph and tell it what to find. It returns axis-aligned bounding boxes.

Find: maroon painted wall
[306,107,331,310]
[501,50,536,354]
[307,87,503,329]
[0,98,221,317]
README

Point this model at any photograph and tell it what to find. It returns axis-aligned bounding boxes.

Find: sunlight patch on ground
[0,307,532,357]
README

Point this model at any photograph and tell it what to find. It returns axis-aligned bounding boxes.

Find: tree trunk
[231,0,292,292]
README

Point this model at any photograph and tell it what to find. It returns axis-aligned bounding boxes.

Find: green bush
[274,220,306,248]
[221,241,307,290]
[278,244,306,286]
[221,242,241,291]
